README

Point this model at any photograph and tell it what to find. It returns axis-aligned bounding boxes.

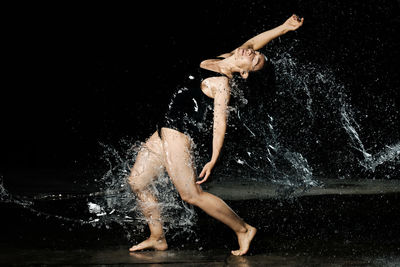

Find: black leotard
[157,67,225,146]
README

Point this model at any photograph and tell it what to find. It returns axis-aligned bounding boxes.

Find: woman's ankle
[235,223,249,234]
[149,235,165,241]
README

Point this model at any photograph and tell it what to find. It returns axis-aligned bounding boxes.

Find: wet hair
[236,56,276,107]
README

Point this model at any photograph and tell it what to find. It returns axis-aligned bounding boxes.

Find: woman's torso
[158,66,227,144]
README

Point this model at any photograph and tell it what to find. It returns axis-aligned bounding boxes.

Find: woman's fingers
[197,165,211,184]
[196,171,210,184]
[293,14,301,21]
[199,166,207,178]
[197,161,214,184]
[200,163,210,176]
[287,15,304,30]
[196,178,206,184]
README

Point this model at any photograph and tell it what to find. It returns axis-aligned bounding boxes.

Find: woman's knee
[180,190,203,206]
[127,171,148,193]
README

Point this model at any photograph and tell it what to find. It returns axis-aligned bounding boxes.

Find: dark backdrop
[1,0,399,181]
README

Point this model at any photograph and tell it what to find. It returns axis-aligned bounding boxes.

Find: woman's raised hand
[283,14,304,31]
[196,161,216,184]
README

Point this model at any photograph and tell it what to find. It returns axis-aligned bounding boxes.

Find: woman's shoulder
[180,66,224,83]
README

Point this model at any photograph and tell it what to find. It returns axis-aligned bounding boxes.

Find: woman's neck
[200,57,237,78]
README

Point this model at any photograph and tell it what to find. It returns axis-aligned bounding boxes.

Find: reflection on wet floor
[205,178,400,200]
[0,247,399,266]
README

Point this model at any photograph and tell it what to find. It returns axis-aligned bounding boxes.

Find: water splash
[0,140,198,241]
[94,140,198,238]
[268,43,399,179]
[214,41,399,186]
[0,175,11,202]
[341,104,400,172]
[0,174,90,225]
[0,140,199,242]
[363,143,400,172]
[271,52,315,119]
[219,72,321,194]
[341,104,372,159]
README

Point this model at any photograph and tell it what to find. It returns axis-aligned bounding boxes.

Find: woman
[128,14,304,256]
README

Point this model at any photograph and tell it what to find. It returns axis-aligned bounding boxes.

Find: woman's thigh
[160,128,202,199]
[128,131,165,191]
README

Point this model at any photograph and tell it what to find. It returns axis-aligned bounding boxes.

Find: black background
[1,0,399,179]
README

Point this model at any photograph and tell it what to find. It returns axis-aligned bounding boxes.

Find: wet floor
[1,247,400,266]
[204,178,400,199]
[1,171,400,266]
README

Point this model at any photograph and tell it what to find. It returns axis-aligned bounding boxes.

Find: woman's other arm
[197,77,230,184]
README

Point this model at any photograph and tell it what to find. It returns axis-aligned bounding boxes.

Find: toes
[129,243,146,252]
[231,249,247,256]
[231,250,242,256]
[129,239,168,252]
[129,246,139,252]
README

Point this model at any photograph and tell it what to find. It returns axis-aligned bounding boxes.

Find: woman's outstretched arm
[218,14,304,57]
[240,14,304,50]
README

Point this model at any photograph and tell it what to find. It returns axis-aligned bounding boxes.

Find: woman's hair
[237,58,276,107]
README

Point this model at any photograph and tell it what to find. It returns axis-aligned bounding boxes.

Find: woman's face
[234,47,265,72]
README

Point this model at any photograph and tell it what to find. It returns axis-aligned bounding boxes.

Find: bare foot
[129,237,168,252]
[231,224,257,256]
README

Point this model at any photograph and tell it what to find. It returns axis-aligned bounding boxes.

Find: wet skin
[128,129,257,256]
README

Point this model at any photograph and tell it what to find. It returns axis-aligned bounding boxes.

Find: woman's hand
[283,14,304,31]
[196,161,216,184]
